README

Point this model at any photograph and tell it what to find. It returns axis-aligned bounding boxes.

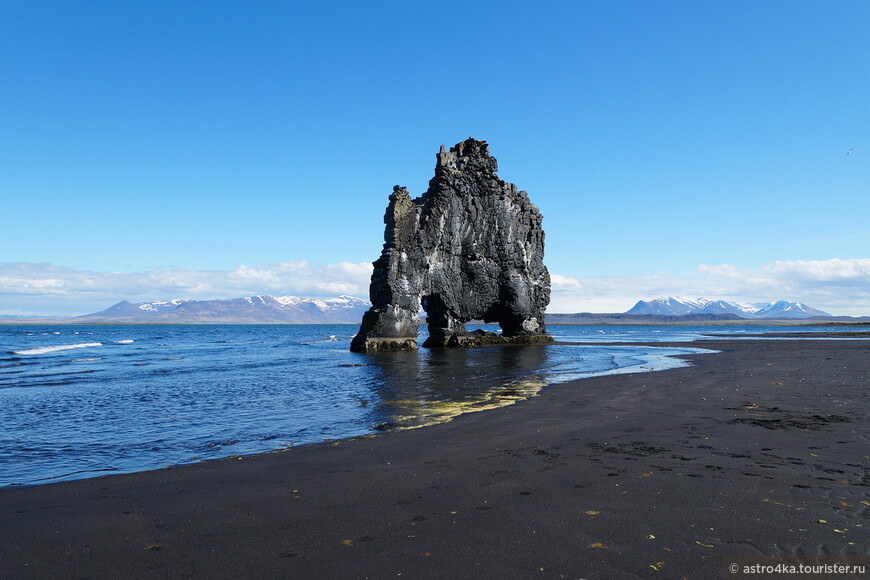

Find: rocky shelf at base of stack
[351,138,552,352]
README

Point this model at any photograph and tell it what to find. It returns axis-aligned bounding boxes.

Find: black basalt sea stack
[350,138,552,352]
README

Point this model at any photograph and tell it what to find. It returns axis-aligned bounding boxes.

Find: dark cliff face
[351,138,552,352]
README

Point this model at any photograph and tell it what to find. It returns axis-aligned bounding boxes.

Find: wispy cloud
[2,258,869,317]
[549,258,870,315]
[0,261,374,315]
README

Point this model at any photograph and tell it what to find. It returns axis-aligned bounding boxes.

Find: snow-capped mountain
[626,297,830,319]
[79,295,371,324]
[90,299,190,318]
[749,300,831,319]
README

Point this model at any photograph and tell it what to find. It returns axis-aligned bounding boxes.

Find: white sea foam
[14,343,103,356]
[113,340,135,344]
[303,335,340,345]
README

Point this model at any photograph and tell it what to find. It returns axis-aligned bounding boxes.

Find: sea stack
[351,138,552,352]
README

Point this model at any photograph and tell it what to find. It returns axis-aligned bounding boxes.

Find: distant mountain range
[5,294,861,325]
[77,295,371,324]
[625,297,830,319]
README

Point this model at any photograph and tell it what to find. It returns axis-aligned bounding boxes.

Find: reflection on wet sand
[364,345,551,429]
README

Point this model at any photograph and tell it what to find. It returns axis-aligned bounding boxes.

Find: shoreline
[1,338,868,578]
[0,340,716,488]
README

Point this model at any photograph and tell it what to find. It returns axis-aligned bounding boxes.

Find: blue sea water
[0,323,841,487]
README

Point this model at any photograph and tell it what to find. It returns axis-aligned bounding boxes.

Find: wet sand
[1,338,868,578]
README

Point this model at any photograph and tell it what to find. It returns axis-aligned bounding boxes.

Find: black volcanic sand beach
[1,339,868,579]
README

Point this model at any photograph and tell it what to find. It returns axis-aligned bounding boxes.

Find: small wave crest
[302,335,340,345]
[113,340,135,344]
[13,342,103,356]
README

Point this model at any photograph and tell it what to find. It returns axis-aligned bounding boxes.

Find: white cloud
[0,276,69,294]
[3,258,869,317]
[549,273,583,290]
[0,261,373,316]
[549,258,870,316]
[761,258,870,284]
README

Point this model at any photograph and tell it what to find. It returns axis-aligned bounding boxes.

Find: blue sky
[2,1,869,315]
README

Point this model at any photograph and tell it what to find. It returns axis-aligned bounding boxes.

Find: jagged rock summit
[351,138,552,352]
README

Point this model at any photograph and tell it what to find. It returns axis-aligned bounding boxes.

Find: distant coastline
[3,315,869,326]
[5,294,865,325]
[544,312,870,326]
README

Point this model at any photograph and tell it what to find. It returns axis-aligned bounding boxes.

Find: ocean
[0,323,839,487]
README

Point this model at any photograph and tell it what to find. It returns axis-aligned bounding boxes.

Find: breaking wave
[13,343,103,356]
